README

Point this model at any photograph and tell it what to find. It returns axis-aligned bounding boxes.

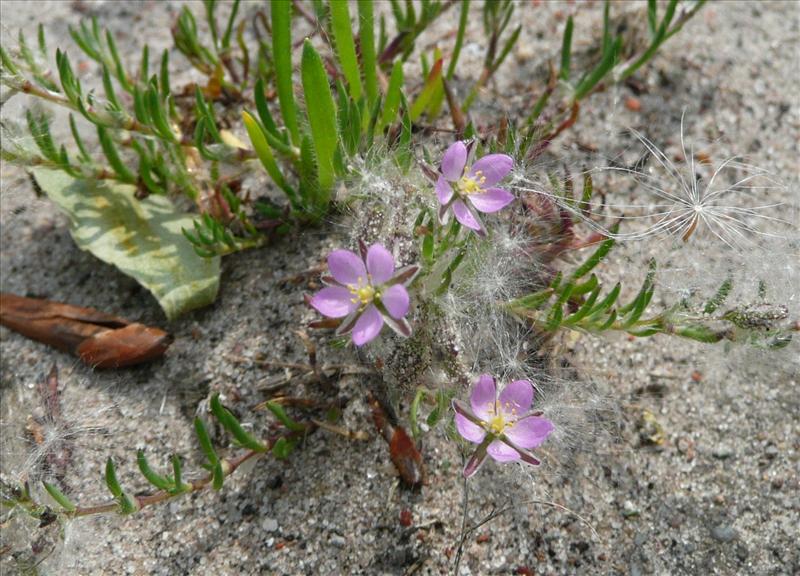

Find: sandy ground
[1,1,798,575]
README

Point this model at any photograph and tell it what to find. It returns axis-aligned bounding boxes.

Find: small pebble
[712,446,734,459]
[622,500,640,518]
[711,524,737,542]
[261,518,278,532]
[329,534,346,548]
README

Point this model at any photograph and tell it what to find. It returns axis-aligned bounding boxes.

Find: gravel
[1,1,798,575]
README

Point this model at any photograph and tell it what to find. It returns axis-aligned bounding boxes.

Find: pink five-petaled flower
[453,375,554,478]
[310,242,420,347]
[436,141,515,236]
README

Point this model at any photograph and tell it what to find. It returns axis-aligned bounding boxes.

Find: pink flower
[310,242,419,346]
[436,141,515,236]
[453,375,554,478]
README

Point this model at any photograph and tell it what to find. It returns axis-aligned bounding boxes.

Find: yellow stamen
[348,277,377,306]
[480,399,513,436]
[456,168,487,196]
[488,413,507,435]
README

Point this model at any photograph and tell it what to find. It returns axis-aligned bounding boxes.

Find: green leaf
[336,82,361,156]
[221,0,241,50]
[25,108,59,164]
[427,389,452,428]
[271,437,295,460]
[409,388,425,438]
[620,259,657,327]
[571,273,599,296]
[572,234,615,280]
[171,455,187,493]
[574,36,620,100]
[254,78,280,138]
[426,48,446,118]
[272,0,300,144]
[602,1,612,55]
[209,394,267,452]
[43,481,76,512]
[1,46,20,76]
[31,168,220,320]
[422,232,434,264]
[703,278,732,315]
[493,24,521,74]
[380,61,404,129]
[97,126,137,183]
[446,0,470,80]
[159,49,171,98]
[675,324,722,343]
[194,417,219,468]
[105,30,133,93]
[299,134,321,211]
[105,458,137,514]
[358,0,378,105]
[146,80,176,142]
[547,281,574,330]
[395,107,412,171]
[588,282,621,316]
[409,58,442,122]
[264,401,306,433]
[559,16,574,81]
[510,288,554,311]
[139,44,150,85]
[211,461,224,490]
[136,449,172,491]
[301,40,338,192]
[647,0,658,36]
[330,0,363,101]
[242,110,297,205]
[564,283,601,325]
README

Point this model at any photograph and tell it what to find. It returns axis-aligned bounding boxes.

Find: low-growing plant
[1,0,796,571]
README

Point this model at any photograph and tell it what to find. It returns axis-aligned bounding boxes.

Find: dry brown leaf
[368,391,426,489]
[0,293,172,368]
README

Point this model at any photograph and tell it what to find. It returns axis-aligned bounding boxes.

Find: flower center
[349,277,377,305]
[456,169,486,196]
[488,413,508,435]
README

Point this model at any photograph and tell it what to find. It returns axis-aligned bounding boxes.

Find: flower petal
[470,374,496,421]
[455,412,486,444]
[380,284,409,318]
[467,187,515,214]
[470,153,513,187]
[310,287,358,318]
[487,439,520,462]
[328,249,367,285]
[351,304,383,346]
[366,244,395,284]
[498,380,533,417]
[436,176,454,205]
[505,415,554,449]
[441,141,467,181]
[452,200,483,232]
